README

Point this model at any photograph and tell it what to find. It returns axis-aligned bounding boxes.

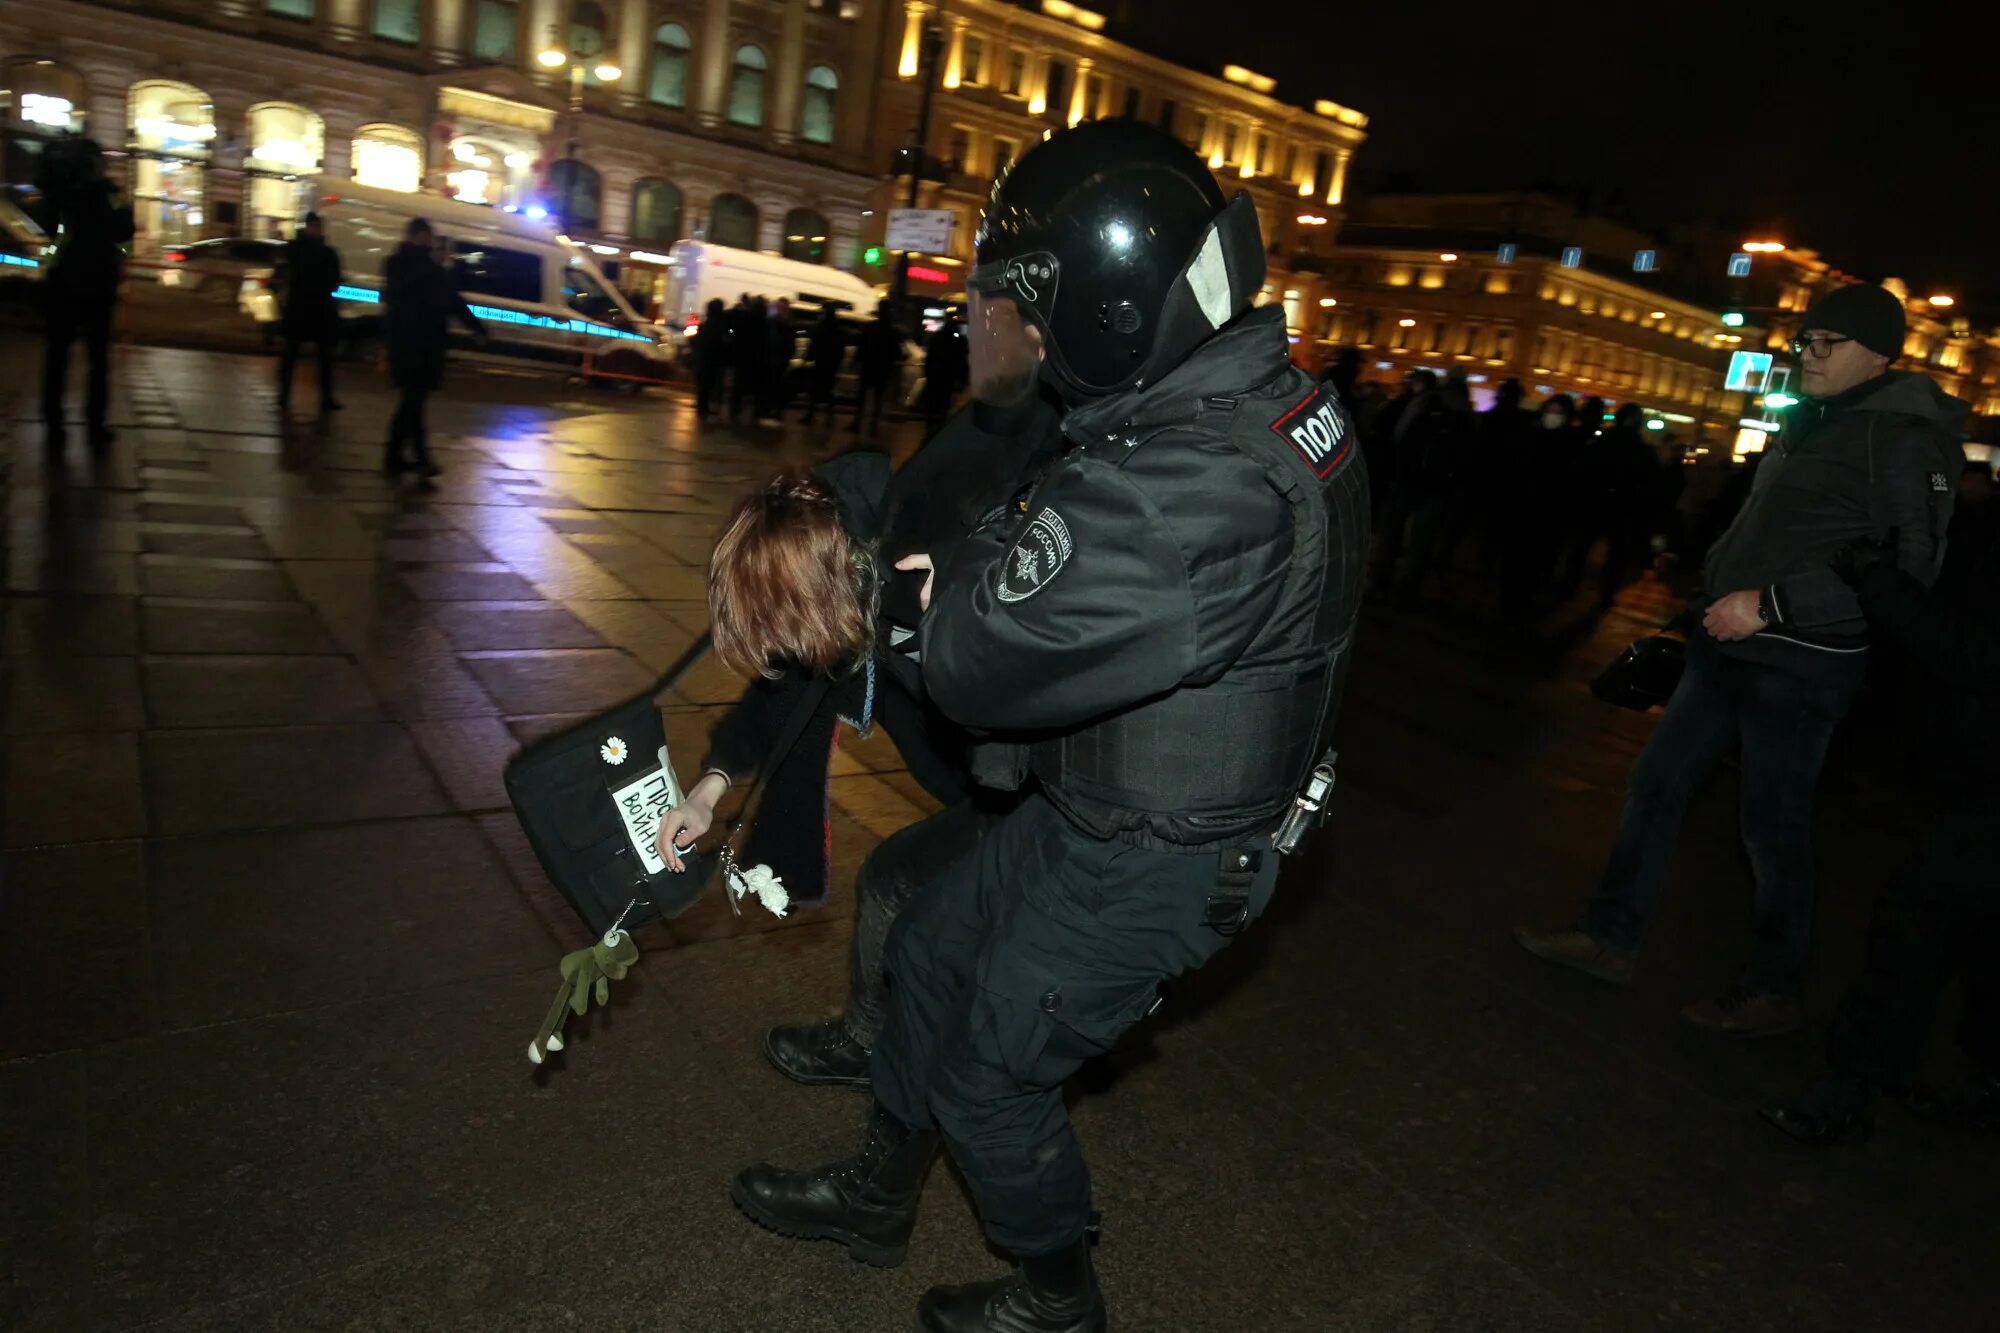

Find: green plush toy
[528,928,640,1065]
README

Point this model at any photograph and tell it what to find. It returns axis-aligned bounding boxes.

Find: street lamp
[538,27,620,236]
[1928,294,1955,308]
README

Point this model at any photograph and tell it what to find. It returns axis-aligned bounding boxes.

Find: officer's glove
[527,928,640,1064]
[1829,528,1898,587]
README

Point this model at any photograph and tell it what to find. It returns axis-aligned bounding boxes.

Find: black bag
[503,632,827,937]
[1591,611,1692,712]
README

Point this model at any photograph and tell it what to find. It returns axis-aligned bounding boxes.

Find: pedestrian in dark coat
[920,313,968,439]
[850,301,904,434]
[730,295,767,424]
[1596,403,1664,607]
[382,217,483,479]
[801,307,844,425]
[694,297,729,421]
[38,135,133,452]
[277,210,344,417]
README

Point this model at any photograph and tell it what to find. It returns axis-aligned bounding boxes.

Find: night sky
[1112,2,1996,317]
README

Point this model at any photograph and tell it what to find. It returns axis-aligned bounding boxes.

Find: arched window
[800,65,838,145]
[473,0,518,62]
[373,0,420,44]
[631,178,683,243]
[780,208,829,264]
[546,158,602,232]
[708,193,758,250]
[127,80,214,251]
[649,23,691,107]
[351,123,424,193]
[728,46,766,128]
[245,103,326,237]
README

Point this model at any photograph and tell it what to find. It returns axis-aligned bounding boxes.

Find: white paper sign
[610,747,685,875]
[885,207,958,254]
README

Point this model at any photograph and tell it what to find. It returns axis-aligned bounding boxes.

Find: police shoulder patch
[996,507,1073,603]
[1929,471,1951,494]
[1271,387,1351,478]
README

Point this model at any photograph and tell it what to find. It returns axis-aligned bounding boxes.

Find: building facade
[2,0,891,312]
[856,0,1368,312]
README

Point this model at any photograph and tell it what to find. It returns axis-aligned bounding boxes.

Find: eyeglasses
[1790,334,1853,360]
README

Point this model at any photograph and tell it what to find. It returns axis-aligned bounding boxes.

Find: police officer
[729,120,1369,1333]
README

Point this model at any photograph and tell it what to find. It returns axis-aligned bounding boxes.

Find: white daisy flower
[600,736,629,765]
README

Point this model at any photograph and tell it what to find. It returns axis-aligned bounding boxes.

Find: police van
[242,180,674,383]
[656,239,877,350]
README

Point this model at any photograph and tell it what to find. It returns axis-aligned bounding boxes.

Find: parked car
[157,237,284,300]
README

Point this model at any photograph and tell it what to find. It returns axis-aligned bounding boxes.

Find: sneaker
[1513,926,1635,984]
[1681,986,1801,1038]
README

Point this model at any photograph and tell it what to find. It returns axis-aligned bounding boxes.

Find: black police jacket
[919,307,1370,846]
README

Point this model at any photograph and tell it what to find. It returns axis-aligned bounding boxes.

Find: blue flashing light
[525,206,549,220]
[332,284,651,344]
[0,253,39,269]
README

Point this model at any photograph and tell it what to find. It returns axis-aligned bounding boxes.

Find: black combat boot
[917,1236,1107,1333]
[763,1017,872,1089]
[730,1102,937,1266]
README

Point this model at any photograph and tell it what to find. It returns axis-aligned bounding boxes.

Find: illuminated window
[1383,264,1412,288]
[728,46,767,127]
[352,124,422,193]
[1484,272,1511,295]
[473,0,517,62]
[546,159,602,230]
[267,0,313,18]
[1491,326,1514,361]
[1418,267,1444,290]
[962,34,988,85]
[650,24,691,107]
[801,65,838,144]
[373,0,419,44]
[992,135,1020,173]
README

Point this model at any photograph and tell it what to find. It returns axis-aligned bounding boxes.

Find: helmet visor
[965,290,1044,407]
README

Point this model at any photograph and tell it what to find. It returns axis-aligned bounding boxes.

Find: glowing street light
[594,62,622,82]
[1439,252,1458,262]
[537,47,567,68]
[1928,294,1955,308]
[1742,240,1786,253]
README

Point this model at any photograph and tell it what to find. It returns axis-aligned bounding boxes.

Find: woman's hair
[709,470,877,678]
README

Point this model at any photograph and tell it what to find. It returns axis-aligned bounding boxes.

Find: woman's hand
[894,553,935,611]
[657,772,727,871]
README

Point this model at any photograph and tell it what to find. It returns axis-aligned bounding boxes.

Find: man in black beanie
[1521,284,1967,1037]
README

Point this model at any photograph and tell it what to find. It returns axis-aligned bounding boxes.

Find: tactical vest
[1033,365,1369,847]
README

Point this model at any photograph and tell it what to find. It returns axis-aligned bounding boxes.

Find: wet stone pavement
[3,342,1993,1332]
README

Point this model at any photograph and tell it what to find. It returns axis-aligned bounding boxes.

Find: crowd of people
[1327,351,1687,622]
[688,292,970,435]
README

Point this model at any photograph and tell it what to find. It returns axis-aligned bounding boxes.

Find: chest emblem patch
[1930,471,1951,494]
[997,508,1073,603]
[1272,389,1351,478]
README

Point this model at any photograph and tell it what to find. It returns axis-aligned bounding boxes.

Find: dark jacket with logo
[918,307,1370,846]
[1700,371,1966,679]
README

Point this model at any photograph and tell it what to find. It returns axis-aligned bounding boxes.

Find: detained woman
[656,353,1064,1089]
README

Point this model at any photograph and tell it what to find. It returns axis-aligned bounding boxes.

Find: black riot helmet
[968,118,1267,399]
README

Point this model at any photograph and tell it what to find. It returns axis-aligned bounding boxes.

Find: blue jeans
[1585,639,1861,995]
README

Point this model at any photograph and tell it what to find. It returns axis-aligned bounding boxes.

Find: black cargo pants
[842,797,1004,1049]
[870,790,1278,1255]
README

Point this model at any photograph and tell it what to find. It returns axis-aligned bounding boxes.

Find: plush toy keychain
[528,920,641,1065]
